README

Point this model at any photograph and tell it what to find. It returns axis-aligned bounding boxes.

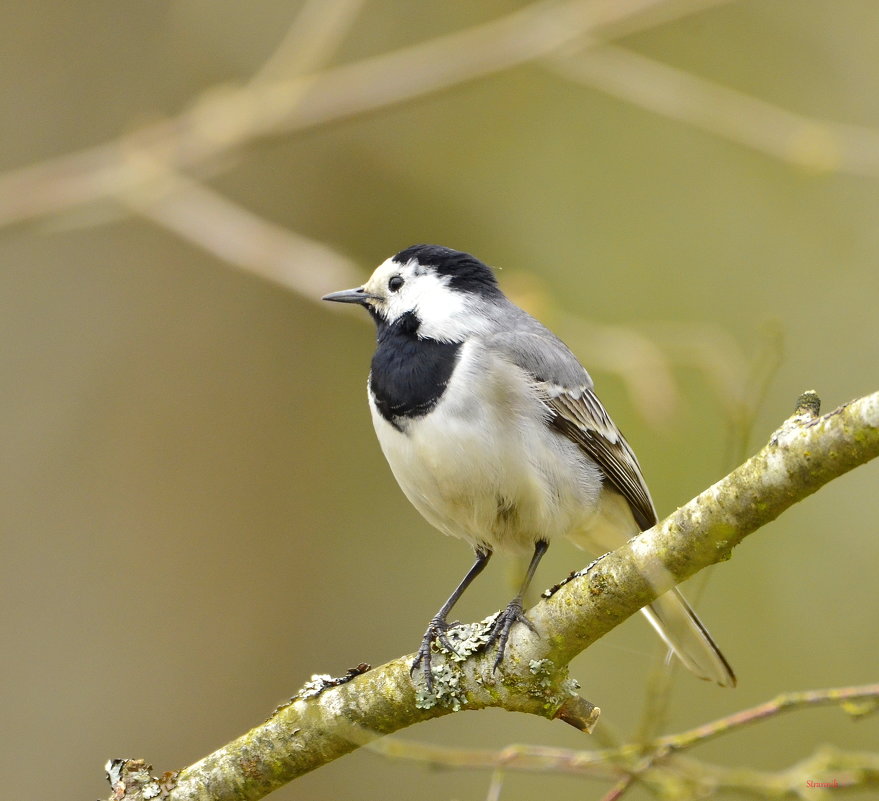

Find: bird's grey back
[481,296,593,392]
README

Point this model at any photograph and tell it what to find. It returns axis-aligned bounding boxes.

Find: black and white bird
[323,245,735,689]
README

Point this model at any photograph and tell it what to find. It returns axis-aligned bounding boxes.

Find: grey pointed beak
[321,287,377,305]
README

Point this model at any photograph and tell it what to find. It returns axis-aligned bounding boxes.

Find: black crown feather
[393,244,500,297]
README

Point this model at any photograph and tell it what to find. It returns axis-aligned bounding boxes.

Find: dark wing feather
[543,388,656,531]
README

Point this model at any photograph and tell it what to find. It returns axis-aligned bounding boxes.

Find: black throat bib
[369,311,462,430]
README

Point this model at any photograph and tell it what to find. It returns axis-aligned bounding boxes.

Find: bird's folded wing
[483,318,656,531]
[540,387,656,532]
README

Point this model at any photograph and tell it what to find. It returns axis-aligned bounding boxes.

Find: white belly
[369,341,605,553]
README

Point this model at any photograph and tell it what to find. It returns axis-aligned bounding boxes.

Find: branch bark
[107,390,879,801]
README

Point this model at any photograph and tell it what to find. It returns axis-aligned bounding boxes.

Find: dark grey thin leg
[485,540,549,671]
[412,548,492,690]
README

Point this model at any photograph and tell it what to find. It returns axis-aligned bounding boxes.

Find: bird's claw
[411,603,535,689]
[483,599,536,671]
[410,616,459,691]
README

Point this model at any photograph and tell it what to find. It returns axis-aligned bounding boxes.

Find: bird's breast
[368,340,603,552]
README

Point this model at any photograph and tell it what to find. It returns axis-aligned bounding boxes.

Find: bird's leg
[412,548,492,690]
[484,540,549,671]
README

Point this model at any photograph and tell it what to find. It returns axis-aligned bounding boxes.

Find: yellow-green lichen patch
[413,615,498,711]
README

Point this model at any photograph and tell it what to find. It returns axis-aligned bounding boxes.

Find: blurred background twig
[368,684,879,798]
[0,0,723,227]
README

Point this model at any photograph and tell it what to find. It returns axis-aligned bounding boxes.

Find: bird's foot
[410,615,458,691]
[483,598,536,671]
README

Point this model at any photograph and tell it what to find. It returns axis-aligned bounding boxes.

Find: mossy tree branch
[107,390,879,801]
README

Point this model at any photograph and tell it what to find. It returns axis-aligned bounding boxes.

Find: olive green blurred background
[1,2,877,800]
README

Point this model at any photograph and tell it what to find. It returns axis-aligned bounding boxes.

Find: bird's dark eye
[388,275,404,292]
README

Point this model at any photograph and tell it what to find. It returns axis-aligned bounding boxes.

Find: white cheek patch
[416,281,493,342]
[407,273,466,334]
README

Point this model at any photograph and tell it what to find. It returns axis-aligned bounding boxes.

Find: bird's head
[322,244,502,341]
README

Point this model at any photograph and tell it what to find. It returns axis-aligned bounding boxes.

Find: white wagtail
[323,245,735,689]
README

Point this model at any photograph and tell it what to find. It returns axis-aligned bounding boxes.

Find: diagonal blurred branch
[371,678,879,772]
[249,0,367,84]
[121,154,362,296]
[557,312,683,427]
[0,0,727,229]
[548,43,879,175]
[371,732,879,798]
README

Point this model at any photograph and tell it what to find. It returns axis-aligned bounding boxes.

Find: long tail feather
[641,587,736,688]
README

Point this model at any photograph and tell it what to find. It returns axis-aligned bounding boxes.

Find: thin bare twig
[0,0,727,228]
[249,0,366,84]
[120,154,362,295]
[367,738,619,779]
[369,684,879,799]
[549,43,879,176]
[370,685,879,772]
[557,311,682,427]
[654,683,879,754]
